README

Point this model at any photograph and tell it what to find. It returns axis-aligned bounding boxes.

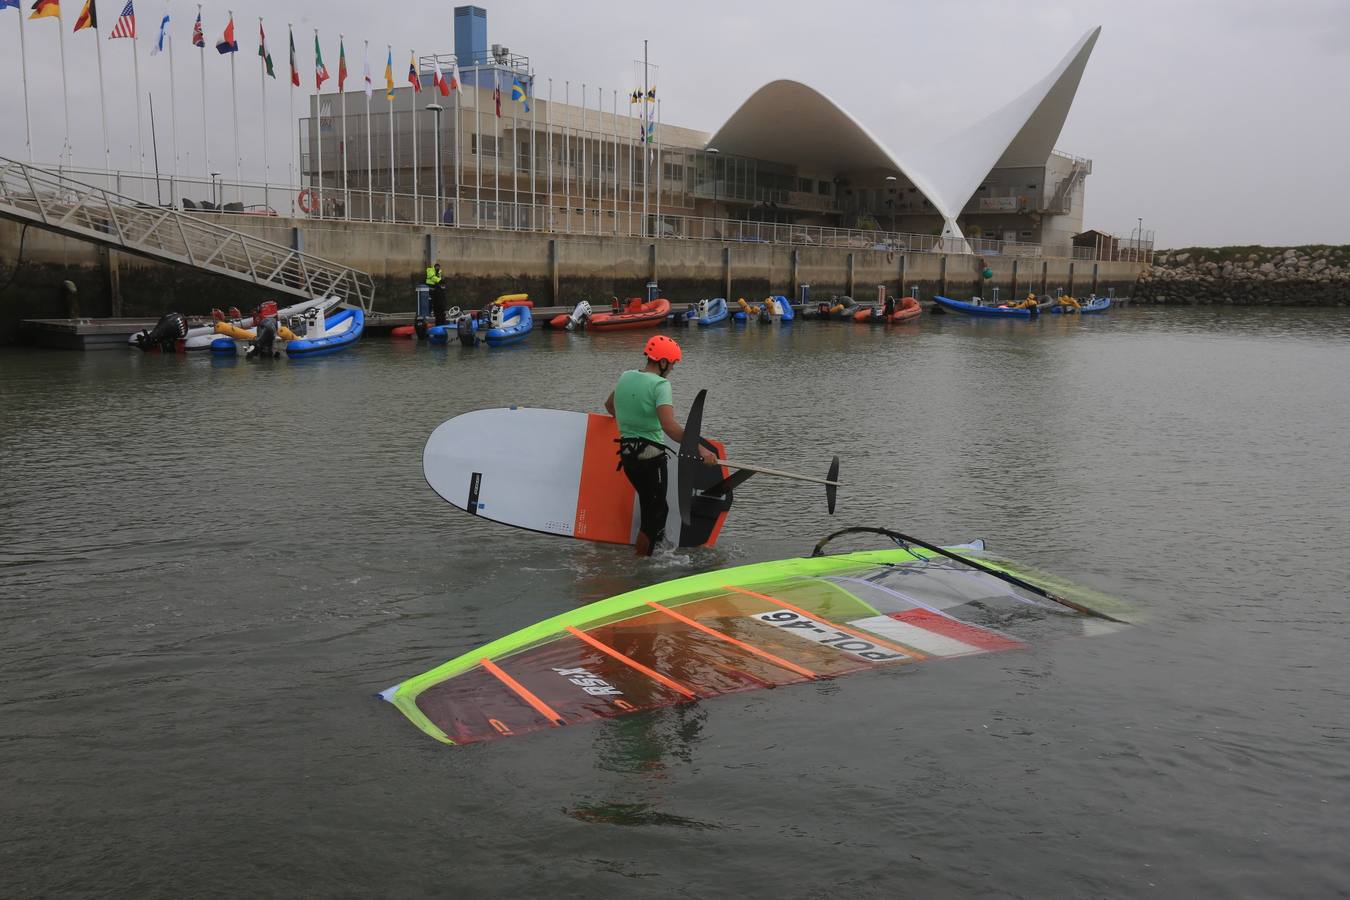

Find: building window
[818,180,831,196]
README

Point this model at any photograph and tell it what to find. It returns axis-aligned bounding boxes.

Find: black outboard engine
[135,312,188,352]
[247,316,280,359]
[456,311,478,346]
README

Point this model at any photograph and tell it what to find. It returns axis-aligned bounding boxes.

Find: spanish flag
[30,0,60,20]
[72,0,95,31]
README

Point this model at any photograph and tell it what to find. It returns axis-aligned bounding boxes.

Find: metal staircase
[0,157,375,312]
[1045,157,1092,215]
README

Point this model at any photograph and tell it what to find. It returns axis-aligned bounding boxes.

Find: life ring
[297,189,318,214]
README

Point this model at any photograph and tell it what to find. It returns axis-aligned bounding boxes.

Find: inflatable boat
[484,304,533,346]
[757,295,795,323]
[933,295,1044,318]
[683,297,729,327]
[277,307,365,357]
[131,297,338,352]
[1049,295,1112,314]
[855,295,922,324]
[589,298,670,330]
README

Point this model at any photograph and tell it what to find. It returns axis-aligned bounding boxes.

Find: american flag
[108,1,136,39]
[192,11,204,48]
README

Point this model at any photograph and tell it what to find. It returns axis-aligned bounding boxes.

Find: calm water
[3,308,1348,898]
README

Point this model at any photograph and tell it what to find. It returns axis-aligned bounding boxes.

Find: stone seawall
[0,215,1145,342]
[1133,245,1350,306]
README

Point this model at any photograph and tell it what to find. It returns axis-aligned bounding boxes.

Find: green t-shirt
[613,370,673,445]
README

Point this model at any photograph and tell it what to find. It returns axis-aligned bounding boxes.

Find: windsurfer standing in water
[606,335,717,556]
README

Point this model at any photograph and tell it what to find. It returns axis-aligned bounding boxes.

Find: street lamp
[885,175,898,236]
[210,171,221,208]
[427,102,444,224]
[1137,216,1144,261]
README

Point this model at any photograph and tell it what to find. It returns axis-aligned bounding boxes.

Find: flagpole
[287,24,294,215]
[17,3,33,162]
[597,85,603,235]
[365,41,373,223]
[655,98,662,234]
[473,66,480,224]
[201,8,210,184]
[626,87,634,236]
[259,19,269,207]
[55,2,72,170]
[510,78,518,230]
[641,39,648,238]
[579,81,586,235]
[229,13,241,201]
[493,67,500,228]
[387,45,394,222]
[315,30,323,220]
[529,75,536,231]
[453,62,460,227]
[131,12,146,188]
[92,10,112,178]
[545,78,552,233]
[411,52,419,226]
[340,36,348,221]
[563,79,569,234]
[167,13,178,196]
[612,89,618,235]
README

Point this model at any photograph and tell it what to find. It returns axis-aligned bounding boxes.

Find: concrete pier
[0,215,1147,344]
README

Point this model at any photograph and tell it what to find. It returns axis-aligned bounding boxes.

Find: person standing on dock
[425,262,448,325]
[605,336,717,557]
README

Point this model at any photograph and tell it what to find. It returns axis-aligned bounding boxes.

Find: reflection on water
[2,306,1350,897]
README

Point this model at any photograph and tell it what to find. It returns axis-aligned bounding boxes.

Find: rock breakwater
[1133,245,1349,305]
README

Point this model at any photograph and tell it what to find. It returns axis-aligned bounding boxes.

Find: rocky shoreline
[1132,245,1350,306]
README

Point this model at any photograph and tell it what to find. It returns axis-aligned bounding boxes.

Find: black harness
[615,436,670,470]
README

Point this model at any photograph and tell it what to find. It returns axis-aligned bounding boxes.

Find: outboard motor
[247,316,281,359]
[135,312,188,352]
[566,299,593,331]
[456,311,478,346]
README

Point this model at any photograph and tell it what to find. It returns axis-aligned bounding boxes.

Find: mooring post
[1011,258,1019,300]
[898,253,906,298]
[550,239,560,303]
[1068,262,1075,297]
[846,252,855,297]
[424,233,434,269]
[1091,262,1099,296]
[940,255,948,297]
[1040,260,1048,296]
[291,226,303,253]
[649,243,658,285]
[723,246,732,300]
[107,248,122,317]
[790,248,800,298]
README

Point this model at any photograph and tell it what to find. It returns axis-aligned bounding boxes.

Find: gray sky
[3,0,1347,247]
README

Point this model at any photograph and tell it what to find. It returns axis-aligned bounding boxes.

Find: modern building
[300,7,1109,258]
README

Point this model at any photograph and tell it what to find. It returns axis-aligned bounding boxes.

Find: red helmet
[644,334,682,364]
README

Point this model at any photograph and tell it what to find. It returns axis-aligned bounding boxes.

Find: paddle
[810,526,1126,624]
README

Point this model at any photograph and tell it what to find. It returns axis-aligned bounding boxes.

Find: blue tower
[454,6,487,68]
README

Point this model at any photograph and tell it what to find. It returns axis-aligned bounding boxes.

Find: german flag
[73,0,96,31]
[30,0,61,20]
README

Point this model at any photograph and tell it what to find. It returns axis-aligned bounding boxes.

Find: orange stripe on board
[574,413,637,544]
[479,657,566,726]
[564,626,699,698]
[646,601,819,680]
[721,585,929,660]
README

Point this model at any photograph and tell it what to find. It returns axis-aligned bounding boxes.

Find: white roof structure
[706,27,1102,248]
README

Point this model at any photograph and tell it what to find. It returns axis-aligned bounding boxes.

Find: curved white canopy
[705,27,1102,243]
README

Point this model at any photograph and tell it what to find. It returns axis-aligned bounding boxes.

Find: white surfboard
[423,407,732,547]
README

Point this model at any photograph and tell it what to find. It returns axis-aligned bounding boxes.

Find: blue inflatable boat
[933,296,1041,318]
[1048,296,1112,314]
[484,304,533,346]
[285,307,365,356]
[683,297,729,327]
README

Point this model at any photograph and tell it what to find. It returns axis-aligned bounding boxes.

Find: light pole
[427,102,444,224]
[1137,216,1144,262]
[210,171,221,208]
[885,175,897,237]
[707,147,719,237]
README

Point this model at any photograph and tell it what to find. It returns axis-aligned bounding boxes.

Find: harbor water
[2,307,1348,898]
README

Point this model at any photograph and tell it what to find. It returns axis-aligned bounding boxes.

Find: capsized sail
[380,544,1128,746]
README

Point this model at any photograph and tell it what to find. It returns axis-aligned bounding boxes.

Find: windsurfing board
[423,407,732,547]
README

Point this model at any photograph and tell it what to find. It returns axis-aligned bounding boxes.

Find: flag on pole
[511,76,529,112]
[215,14,236,53]
[447,57,461,93]
[630,90,640,104]
[72,0,95,31]
[362,44,372,99]
[108,0,134,37]
[314,32,328,89]
[151,8,169,54]
[431,57,449,96]
[406,51,420,93]
[258,20,273,76]
[191,8,203,47]
[29,0,60,20]
[337,37,346,91]
[383,47,393,100]
[287,26,298,85]
[1,0,24,8]
[493,80,500,118]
